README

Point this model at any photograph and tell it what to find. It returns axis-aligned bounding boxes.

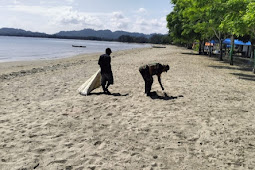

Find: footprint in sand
[94,141,107,150]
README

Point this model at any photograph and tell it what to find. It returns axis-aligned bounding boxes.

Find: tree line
[166,0,255,73]
[118,34,171,44]
[0,32,171,45]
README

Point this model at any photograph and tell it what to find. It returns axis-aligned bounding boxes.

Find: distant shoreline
[0,34,117,42]
[0,47,151,79]
[0,27,169,44]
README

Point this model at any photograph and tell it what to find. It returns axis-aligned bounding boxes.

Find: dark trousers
[101,72,113,91]
[139,66,153,94]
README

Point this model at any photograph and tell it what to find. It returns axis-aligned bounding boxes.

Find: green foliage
[118,35,134,42]
[167,0,199,45]
[167,0,255,46]
[117,34,171,44]
[149,34,172,44]
[242,2,255,41]
[161,35,172,44]
[193,42,200,52]
[150,34,163,44]
[220,0,250,36]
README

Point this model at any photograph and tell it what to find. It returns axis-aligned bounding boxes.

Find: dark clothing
[98,54,112,73]
[139,65,153,94]
[98,53,113,93]
[139,63,165,94]
[101,72,114,86]
[139,63,165,76]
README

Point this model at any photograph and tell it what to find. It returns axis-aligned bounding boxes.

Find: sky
[0,0,173,35]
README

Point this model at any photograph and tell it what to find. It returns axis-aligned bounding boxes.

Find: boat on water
[72,45,86,48]
[152,45,166,48]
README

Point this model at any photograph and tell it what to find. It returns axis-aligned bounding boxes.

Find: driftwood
[152,46,166,48]
[72,45,86,48]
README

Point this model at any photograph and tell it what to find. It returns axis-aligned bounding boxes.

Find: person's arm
[157,74,164,90]
[98,56,102,66]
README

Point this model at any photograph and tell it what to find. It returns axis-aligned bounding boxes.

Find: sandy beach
[1,45,255,170]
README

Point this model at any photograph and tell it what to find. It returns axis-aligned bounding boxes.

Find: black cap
[106,48,112,54]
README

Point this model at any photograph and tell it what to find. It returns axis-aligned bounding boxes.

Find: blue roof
[223,38,251,46]
[210,40,218,44]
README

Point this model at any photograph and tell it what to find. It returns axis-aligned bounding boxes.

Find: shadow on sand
[181,52,199,55]
[209,65,252,72]
[206,54,253,72]
[149,91,183,100]
[208,65,255,81]
[230,73,255,81]
[89,92,129,96]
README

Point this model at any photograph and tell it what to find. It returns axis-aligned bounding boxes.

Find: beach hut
[223,38,252,57]
[204,41,215,55]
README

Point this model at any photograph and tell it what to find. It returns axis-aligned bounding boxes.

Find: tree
[182,0,215,55]
[242,2,255,73]
[167,0,199,47]
[118,35,134,42]
[149,34,163,44]
[167,0,255,73]
[134,36,149,43]
[206,0,229,60]
[220,0,250,65]
[161,35,172,44]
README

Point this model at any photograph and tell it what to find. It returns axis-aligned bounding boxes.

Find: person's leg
[139,68,147,93]
[101,73,107,93]
[141,67,153,95]
[145,76,153,95]
[147,76,153,95]
[105,72,113,94]
[105,81,111,94]
[145,80,150,94]
[105,82,110,89]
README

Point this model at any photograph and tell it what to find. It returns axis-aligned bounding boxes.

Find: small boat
[152,45,166,48]
[72,45,86,48]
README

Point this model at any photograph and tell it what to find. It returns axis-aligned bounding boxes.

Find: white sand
[1,45,255,169]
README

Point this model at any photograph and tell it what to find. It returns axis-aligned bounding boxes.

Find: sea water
[0,36,150,62]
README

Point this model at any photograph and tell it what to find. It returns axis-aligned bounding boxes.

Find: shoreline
[1,45,255,169]
[0,47,150,79]
[0,52,100,79]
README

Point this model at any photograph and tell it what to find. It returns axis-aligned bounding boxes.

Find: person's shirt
[147,63,164,76]
[98,54,112,73]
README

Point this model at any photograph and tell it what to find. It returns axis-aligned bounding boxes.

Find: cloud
[38,0,74,5]
[65,0,74,3]
[6,5,96,25]
[14,0,21,5]
[112,12,124,19]
[108,12,130,30]
[132,16,167,34]
[51,7,85,25]
[1,3,167,34]
[6,4,47,15]
[137,8,147,14]
[56,11,103,28]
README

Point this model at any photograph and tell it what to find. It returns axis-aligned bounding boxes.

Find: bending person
[139,63,169,96]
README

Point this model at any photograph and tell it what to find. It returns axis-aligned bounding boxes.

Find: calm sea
[0,36,150,62]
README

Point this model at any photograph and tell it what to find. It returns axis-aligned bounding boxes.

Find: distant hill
[0,28,49,37]
[0,28,154,40]
[54,29,153,39]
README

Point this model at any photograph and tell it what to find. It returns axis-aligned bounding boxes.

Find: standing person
[98,48,114,94]
[139,63,169,96]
